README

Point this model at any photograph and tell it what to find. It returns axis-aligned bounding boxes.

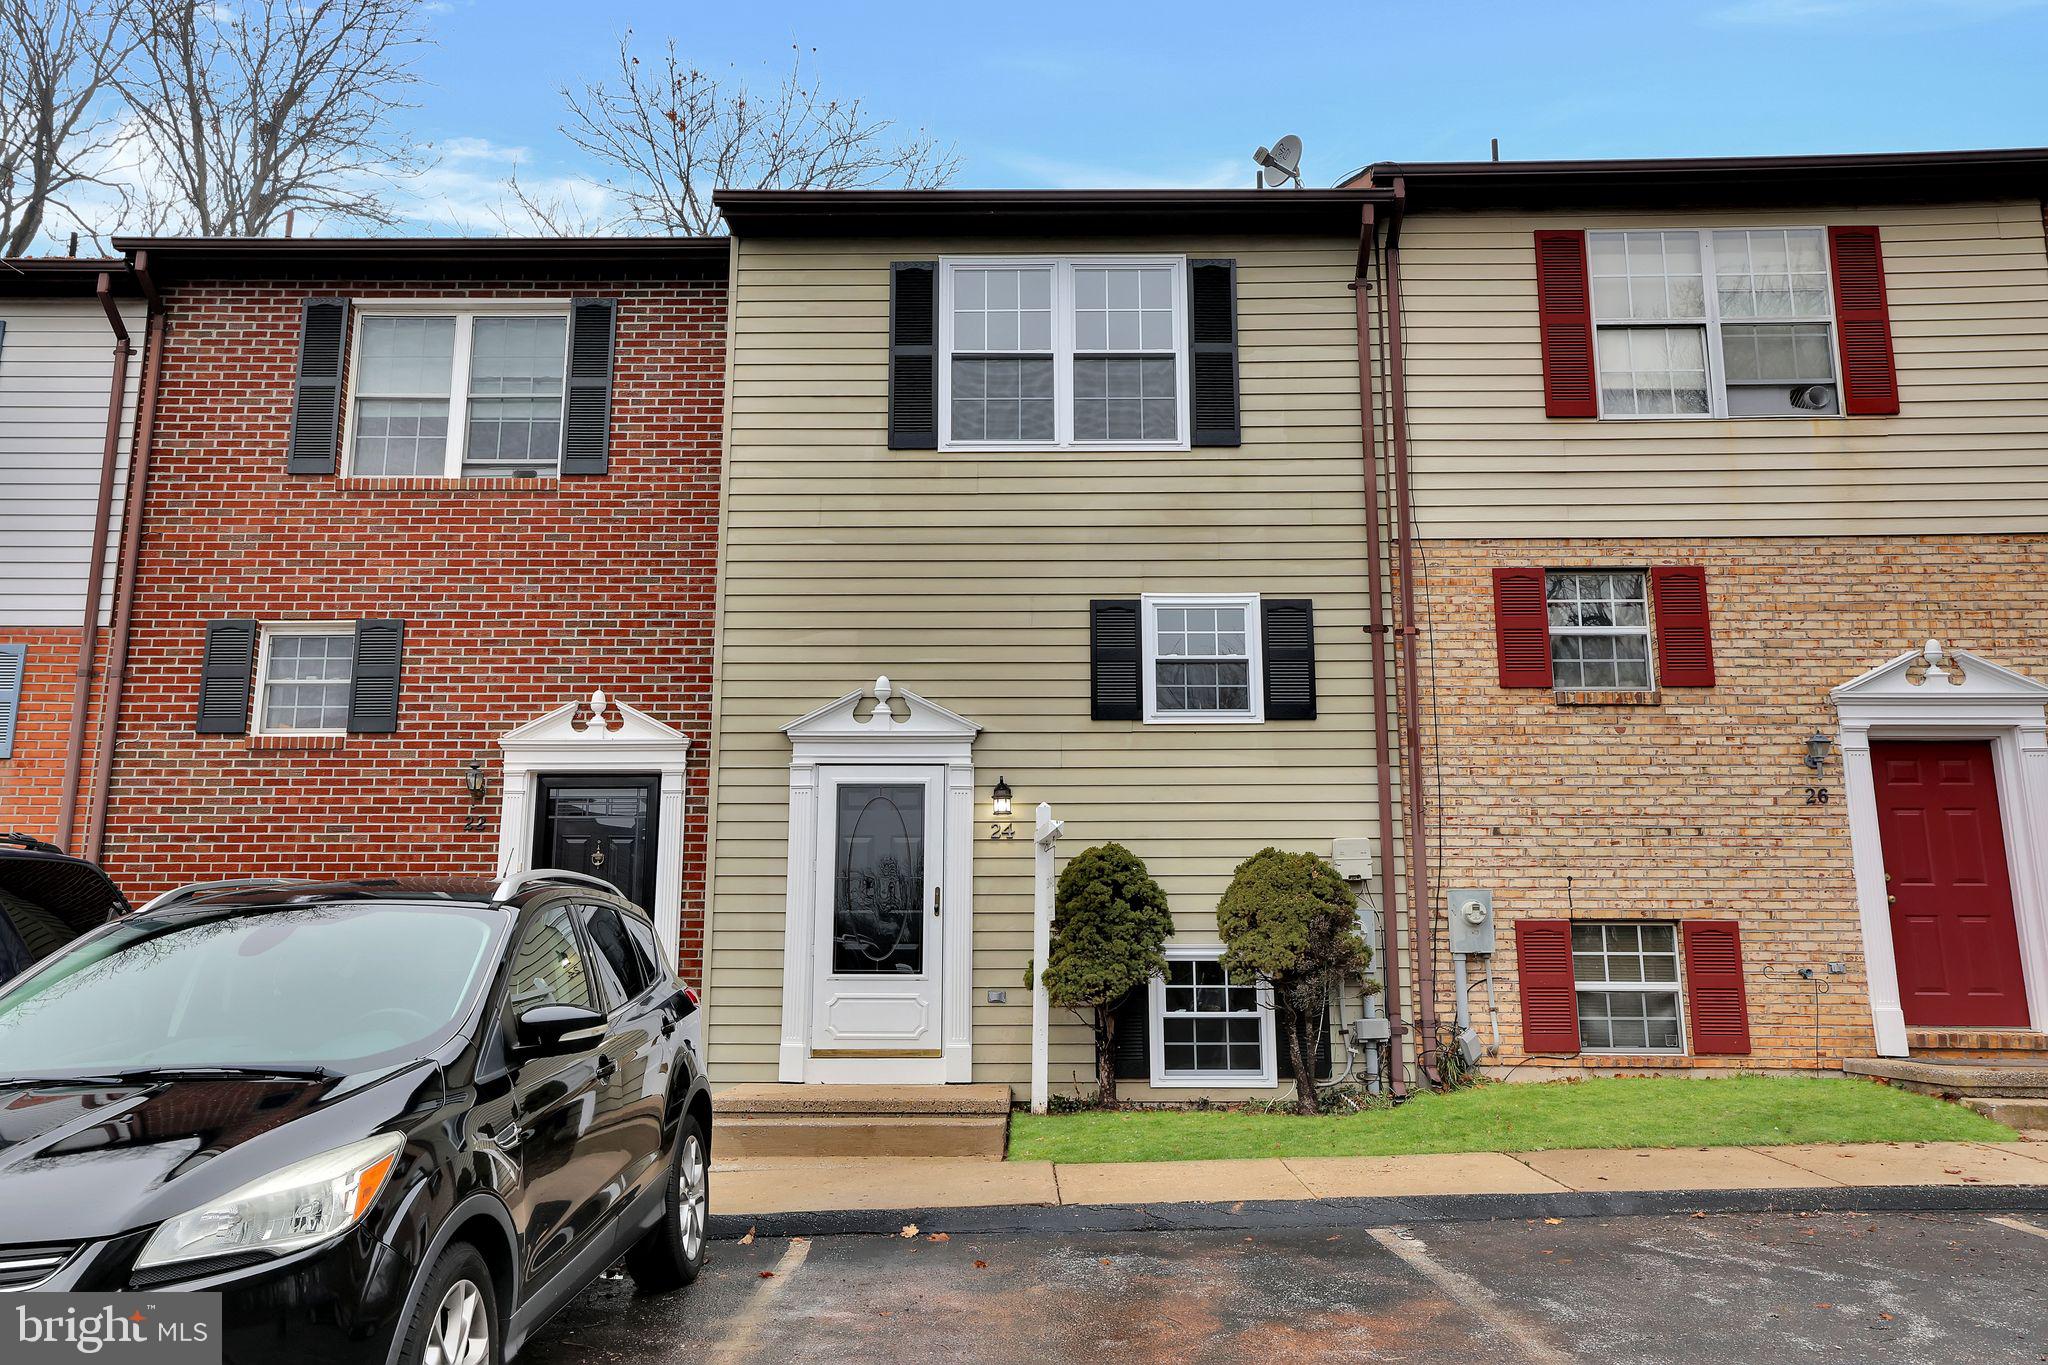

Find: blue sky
[398,0,2048,230]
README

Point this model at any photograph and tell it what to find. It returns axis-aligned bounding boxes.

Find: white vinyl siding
[0,301,144,626]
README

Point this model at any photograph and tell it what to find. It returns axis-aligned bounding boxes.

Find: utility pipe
[1352,203,1406,1099]
[56,273,132,853]
[1383,180,1443,1086]
[85,255,166,859]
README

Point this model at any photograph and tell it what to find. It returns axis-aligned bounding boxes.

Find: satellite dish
[1254,135,1303,189]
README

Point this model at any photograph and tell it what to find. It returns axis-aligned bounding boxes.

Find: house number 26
[1804,786,1830,806]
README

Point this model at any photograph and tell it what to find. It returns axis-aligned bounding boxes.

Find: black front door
[535,774,658,910]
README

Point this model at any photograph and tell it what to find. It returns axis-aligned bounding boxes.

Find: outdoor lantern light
[1804,732,1834,771]
[464,757,488,800]
[991,776,1013,818]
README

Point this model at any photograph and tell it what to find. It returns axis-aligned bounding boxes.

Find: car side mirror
[513,1004,606,1057]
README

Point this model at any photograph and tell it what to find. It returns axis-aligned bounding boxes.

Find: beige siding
[1398,200,2048,538]
[709,234,1383,1089]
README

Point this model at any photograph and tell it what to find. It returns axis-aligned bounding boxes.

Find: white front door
[809,765,945,1060]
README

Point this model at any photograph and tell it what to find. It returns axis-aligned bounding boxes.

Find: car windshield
[0,900,501,1077]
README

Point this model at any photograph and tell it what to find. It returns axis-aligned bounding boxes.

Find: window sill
[333,475,563,492]
[246,733,348,751]
[1554,689,1662,707]
[1147,1072,1278,1089]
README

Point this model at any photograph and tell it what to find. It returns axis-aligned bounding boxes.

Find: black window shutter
[1261,598,1317,721]
[196,620,258,734]
[1112,989,1151,1081]
[1188,259,1241,447]
[562,299,618,475]
[888,261,938,450]
[347,619,405,733]
[287,298,349,474]
[1090,599,1142,721]
[1276,1015,1336,1081]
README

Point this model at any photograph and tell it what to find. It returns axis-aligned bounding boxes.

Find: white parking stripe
[1368,1226,1577,1365]
[708,1237,812,1365]
[1987,1215,2048,1242]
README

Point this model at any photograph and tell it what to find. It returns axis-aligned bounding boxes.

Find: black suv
[0,871,712,1364]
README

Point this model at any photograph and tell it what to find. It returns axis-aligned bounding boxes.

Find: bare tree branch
[115,0,432,236]
[0,0,145,255]
[525,37,959,236]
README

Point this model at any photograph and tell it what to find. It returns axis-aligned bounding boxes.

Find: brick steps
[713,1083,1012,1162]
[1906,1028,2048,1063]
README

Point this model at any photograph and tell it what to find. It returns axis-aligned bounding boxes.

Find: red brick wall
[1411,533,2048,1073]
[0,628,98,842]
[100,273,725,983]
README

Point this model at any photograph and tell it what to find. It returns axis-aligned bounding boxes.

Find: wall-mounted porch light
[1803,732,1834,771]
[464,757,489,800]
[991,776,1013,818]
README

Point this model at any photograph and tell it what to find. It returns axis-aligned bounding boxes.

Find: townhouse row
[4,147,2046,1097]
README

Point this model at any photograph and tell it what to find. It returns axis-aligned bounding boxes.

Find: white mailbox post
[1031,801,1063,1115]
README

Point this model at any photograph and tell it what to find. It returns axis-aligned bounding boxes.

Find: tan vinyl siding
[709,233,1381,1089]
[1398,199,2048,538]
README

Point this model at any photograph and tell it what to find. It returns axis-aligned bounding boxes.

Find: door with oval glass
[811,766,945,1059]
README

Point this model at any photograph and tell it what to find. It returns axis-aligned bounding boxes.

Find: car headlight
[135,1132,404,1272]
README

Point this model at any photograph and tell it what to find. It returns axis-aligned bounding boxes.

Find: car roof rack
[490,868,619,902]
[137,877,313,913]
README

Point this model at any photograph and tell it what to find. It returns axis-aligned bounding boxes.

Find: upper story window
[348,308,569,478]
[254,624,355,735]
[1546,571,1652,691]
[1590,228,1839,419]
[939,257,1188,451]
[1142,592,1263,723]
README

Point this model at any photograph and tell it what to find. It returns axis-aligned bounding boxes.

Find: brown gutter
[1353,205,1406,1100]
[56,273,133,853]
[1381,179,1443,1085]
[84,252,165,859]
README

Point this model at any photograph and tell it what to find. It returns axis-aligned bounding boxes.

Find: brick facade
[1413,533,2048,1073]
[100,270,725,982]
[0,628,100,841]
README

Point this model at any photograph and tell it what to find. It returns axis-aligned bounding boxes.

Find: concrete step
[1846,1057,2048,1099]
[1963,1096,2048,1136]
[713,1083,1012,1162]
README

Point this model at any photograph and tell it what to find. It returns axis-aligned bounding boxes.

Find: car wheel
[398,1242,498,1365]
[625,1114,710,1292]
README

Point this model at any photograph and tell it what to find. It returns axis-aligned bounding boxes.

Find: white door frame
[496,690,692,970]
[1833,642,2048,1056]
[779,677,980,1083]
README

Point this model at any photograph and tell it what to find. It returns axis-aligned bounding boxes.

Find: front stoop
[1846,1057,2048,1135]
[713,1083,1012,1162]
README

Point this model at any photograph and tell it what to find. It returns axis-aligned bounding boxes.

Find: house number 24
[988,822,1015,841]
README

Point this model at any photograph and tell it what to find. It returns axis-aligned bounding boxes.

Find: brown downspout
[1353,205,1406,1099]
[84,253,165,860]
[56,273,133,853]
[1383,179,1443,1085]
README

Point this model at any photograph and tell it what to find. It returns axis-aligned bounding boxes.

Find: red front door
[1871,739,2029,1028]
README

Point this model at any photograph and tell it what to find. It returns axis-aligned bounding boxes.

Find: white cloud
[395,136,612,235]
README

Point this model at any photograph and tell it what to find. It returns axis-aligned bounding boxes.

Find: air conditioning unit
[1727,383,1838,417]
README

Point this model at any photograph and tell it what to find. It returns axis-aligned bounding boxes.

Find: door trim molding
[779,676,981,1083]
[497,690,692,970]
[1833,642,2048,1056]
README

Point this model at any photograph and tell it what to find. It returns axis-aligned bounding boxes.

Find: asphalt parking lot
[522,1209,2048,1363]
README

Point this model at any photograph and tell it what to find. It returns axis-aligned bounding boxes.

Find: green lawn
[1006,1076,2010,1164]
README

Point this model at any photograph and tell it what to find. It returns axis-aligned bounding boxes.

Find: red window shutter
[1828,226,1899,416]
[1515,920,1580,1054]
[1492,567,1553,688]
[1682,920,1751,1055]
[1650,566,1715,687]
[1534,230,1596,417]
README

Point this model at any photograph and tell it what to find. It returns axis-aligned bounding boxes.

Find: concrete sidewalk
[711,1139,2048,1217]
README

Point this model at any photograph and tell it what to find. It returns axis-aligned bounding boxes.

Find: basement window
[1148,949,1275,1086]
[1572,922,1684,1053]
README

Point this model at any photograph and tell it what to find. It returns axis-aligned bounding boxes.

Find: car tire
[625,1113,710,1292]
[397,1242,499,1365]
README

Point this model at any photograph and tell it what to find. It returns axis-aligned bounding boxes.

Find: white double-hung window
[1590,228,1839,418]
[1572,922,1684,1053]
[348,305,570,477]
[254,624,355,735]
[1149,949,1276,1086]
[939,257,1189,451]
[1141,592,1263,723]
